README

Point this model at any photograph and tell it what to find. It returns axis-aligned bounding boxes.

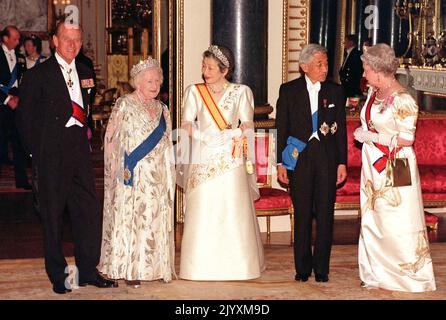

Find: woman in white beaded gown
[353,44,436,292]
[178,45,265,280]
[98,58,176,287]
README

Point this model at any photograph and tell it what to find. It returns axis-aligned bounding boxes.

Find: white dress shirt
[305,75,320,141]
[55,53,84,127]
[2,43,18,105]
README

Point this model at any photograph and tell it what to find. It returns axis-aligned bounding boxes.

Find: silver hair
[299,44,327,65]
[360,43,400,75]
[129,58,163,89]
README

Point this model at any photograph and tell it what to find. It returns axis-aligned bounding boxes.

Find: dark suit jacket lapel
[46,56,73,121]
[48,56,71,101]
[296,77,312,133]
[318,82,328,116]
[0,49,11,80]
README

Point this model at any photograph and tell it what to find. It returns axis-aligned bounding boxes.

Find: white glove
[353,127,394,146]
[193,129,233,147]
[230,128,243,139]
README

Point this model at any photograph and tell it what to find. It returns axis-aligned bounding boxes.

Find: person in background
[339,34,363,98]
[353,43,436,292]
[23,34,47,70]
[0,25,31,190]
[359,38,373,95]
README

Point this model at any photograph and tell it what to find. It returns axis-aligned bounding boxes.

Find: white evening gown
[179,83,265,280]
[99,93,176,282]
[358,90,436,292]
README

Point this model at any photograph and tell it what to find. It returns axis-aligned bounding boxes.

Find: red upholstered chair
[253,132,294,245]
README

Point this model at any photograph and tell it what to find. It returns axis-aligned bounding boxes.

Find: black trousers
[0,106,29,185]
[289,139,337,276]
[0,105,9,162]
[37,125,101,284]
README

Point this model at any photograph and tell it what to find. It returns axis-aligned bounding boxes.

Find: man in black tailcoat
[339,34,363,98]
[276,44,347,283]
[16,22,117,294]
[0,25,31,189]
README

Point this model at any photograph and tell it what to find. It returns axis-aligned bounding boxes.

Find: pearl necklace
[376,78,396,99]
[207,81,229,94]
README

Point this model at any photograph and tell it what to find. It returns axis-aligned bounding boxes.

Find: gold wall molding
[335,0,348,84]
[283,0,310,82]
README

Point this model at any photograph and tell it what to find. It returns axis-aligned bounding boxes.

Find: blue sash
[123,112,167,186]
[282,136,307,170]
[282,109,318,170]
[0,64,18,95]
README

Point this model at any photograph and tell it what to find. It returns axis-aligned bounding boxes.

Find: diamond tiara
[208,45,230,68]
[130,57,160,79]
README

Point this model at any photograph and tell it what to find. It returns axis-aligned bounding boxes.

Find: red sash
[365,91,400,173]
[72,101,87,125]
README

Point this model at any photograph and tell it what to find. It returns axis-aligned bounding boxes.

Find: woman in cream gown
[178,45,265,280]
[99,58,176,286]
[354,44,435,292]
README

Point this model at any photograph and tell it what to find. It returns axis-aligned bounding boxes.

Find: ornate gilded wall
[283,0,310,82]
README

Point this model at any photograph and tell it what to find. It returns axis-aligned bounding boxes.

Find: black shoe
[52,281,72,294]
[294,274,309,282]
[79,273,119,288]
[16,183,32,190]
[315,274,329,282]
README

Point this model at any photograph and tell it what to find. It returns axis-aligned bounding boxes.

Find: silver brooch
[319,122,330,136]
[330,122,338,135]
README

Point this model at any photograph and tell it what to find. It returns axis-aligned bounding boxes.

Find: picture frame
[0,0,53,39]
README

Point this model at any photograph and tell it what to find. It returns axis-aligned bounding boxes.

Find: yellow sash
[195,83,229,131]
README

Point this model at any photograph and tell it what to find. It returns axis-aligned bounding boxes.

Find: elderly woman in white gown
[98,58,176,287]
[353,44,436,292]
[178,45,265,280]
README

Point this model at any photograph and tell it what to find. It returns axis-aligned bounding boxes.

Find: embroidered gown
[178,83,265,280]
[98,93,176,282]
[358,90,436,292]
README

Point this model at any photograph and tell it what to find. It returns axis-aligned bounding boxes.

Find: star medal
[124,167,131,182]
[319,122,330,136]
[292,147,299,159]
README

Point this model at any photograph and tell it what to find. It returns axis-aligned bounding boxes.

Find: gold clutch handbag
[385,157,412,187]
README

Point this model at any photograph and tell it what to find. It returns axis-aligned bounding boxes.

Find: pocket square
[328,103,335,108]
